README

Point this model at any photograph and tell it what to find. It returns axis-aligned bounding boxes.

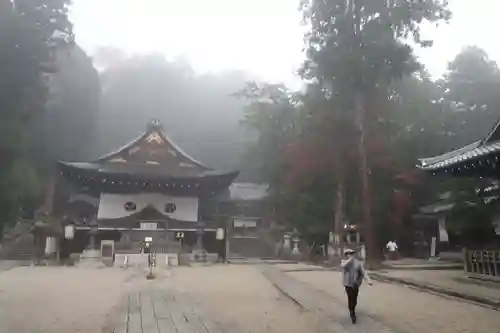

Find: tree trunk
[355,92,380,267]
[349,0,380,268]
[333,180,345,257]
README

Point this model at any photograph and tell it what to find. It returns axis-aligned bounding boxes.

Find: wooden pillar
[225,215,231,263]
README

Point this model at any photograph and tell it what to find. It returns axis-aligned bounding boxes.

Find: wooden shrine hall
[51,120,239,258]
[417,119,500,280]
[417,120,500,176]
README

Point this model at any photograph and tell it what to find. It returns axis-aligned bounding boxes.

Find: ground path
[1,261,499,333]
[116,264,327,333]
[273,263,500,333]
[0,266,137,333]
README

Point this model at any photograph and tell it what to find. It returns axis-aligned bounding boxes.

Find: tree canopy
[0,0,73,235]
[1,0,500,252]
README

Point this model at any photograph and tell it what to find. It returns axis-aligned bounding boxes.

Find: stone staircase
[0,222,36,261]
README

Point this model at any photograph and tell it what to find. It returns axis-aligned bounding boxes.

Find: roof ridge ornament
[148,119,163,131]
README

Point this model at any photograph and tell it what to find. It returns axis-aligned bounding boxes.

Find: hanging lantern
[64,224,75,240]
[216,228,225,240]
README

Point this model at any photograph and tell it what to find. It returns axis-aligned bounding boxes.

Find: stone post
[359,244,366,261]
[88,230,96,250]
[291,236,301,255]
[195,230,204,251]
[194,221,206,262]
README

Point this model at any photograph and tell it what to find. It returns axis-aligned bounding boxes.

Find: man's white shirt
[386,241,398,252]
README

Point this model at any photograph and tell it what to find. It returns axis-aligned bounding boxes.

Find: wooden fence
[463,249,500,281]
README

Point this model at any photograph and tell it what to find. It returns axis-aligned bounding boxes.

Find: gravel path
[287,269,500,333]
[0,266,136,333]
[375,269,500,303]
[0,264,326,333]
[9,262,491,333]
[166,265,323,333]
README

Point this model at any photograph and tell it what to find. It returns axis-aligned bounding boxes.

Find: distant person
[386,240,398,260]
[341,248,372,324]
[143,242,151,254]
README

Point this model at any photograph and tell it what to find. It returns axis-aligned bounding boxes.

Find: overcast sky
[70,0,499,85]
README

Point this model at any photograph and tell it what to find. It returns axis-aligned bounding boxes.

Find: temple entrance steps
[0,223,36,261]
[114,252,224,268]
[114,242,180,255]
[115,253,180,268]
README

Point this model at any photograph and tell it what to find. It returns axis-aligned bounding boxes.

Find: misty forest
[2,0,500,258]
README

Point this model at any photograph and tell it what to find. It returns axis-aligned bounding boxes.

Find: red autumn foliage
[280,119,423,227]
[281,134,344,190]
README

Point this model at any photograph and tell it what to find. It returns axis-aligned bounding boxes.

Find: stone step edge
[370,273,500,310]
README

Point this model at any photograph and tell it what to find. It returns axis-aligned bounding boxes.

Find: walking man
[386,240,398,260]
[341,248,372,323]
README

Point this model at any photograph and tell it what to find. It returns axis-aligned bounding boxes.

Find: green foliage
[285,178,337,236]
[300,0,450,91]
[0,0,73,235]
[235,82,302,184]
[295,0,451,254]
[242,2,497,251]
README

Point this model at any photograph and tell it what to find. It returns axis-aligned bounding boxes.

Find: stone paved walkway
[113,289,224,333]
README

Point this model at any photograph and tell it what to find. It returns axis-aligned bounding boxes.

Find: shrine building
[53,120,239,257]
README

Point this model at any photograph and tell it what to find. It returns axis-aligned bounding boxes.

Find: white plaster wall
[97,193,198,222]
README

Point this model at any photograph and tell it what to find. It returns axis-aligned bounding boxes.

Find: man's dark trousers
[345,285,359,314]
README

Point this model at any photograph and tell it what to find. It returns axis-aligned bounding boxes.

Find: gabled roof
[417,119,500,171]
[95,119,208,169]
[59,120,238,179]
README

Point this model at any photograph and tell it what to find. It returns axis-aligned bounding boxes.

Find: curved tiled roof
[417,119,500,171]
[417,141,500,170]
[58,119,238,179]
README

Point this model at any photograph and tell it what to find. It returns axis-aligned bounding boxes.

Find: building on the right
[417,120,500,176]
[417,120,500,279]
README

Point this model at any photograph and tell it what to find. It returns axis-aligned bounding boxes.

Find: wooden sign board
[140,222,157,230]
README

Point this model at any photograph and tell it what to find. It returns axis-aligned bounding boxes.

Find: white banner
[64,225,75,240]
[216,228,225,240]
[438,217,449,242]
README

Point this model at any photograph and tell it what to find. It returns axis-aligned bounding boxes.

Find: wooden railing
[463,249,500,281]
